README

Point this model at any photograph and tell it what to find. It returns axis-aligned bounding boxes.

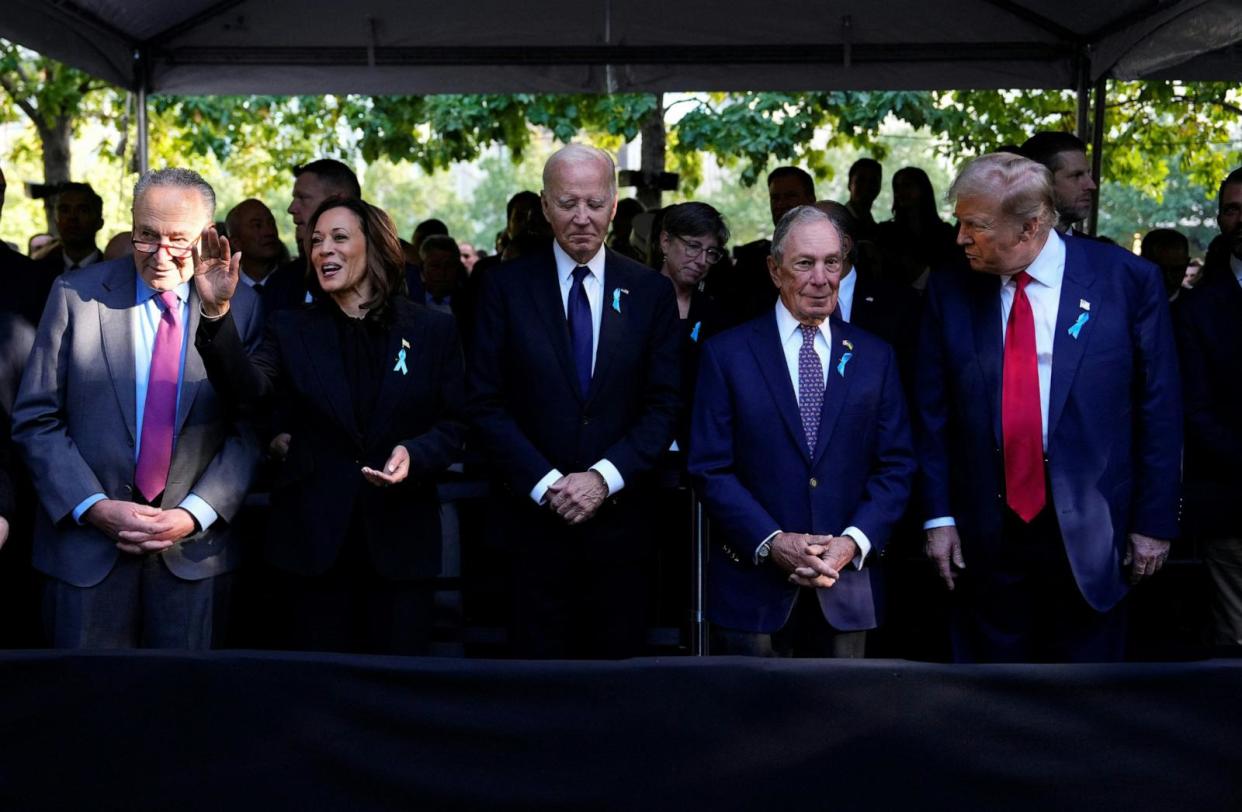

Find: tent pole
[134,48,149,175]
[1075,54,1091,141]
[1088,76,1106,236]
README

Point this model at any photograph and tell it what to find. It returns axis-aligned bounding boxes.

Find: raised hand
[192,225,241,318]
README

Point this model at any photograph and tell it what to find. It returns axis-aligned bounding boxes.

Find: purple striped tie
[135,290,182,502]
[798,324,824,451]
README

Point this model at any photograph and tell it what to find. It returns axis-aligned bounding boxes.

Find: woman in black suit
[655,202,731,456]
[194,197,465,654]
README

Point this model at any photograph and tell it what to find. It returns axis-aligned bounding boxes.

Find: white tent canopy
[3,0,1242,96]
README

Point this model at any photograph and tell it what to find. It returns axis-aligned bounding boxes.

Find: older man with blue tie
[468,144,682,658]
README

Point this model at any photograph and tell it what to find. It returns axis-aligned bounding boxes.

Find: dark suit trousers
[712,589,867,658]
[42,553,231,649]
[950,506,1127,663]
[507,494,651,659]
[263,515,434,656]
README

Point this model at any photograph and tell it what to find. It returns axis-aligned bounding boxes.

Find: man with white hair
[688,206,914,657]
[915,152,1181,662]
[468,144,681,658]
[13,168,263,648]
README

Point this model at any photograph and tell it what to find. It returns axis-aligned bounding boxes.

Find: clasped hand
[546,471,608,525]
[85,499,196,554]
[772,532,857,589]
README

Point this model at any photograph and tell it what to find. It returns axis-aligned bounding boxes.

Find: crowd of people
[0,131,1239,664]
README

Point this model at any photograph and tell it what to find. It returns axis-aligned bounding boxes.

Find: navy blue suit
[689,313,914,634]
[467,245,681,657]
[915,236,1181,656]
[1173,262,1242,539]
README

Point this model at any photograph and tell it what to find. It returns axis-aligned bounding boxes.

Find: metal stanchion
[689,493,709,656]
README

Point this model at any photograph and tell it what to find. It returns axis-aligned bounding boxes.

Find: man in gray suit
[13,168,262,648]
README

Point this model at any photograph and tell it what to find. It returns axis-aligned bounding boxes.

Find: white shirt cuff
[841,526,871,569]
[923,516,956,530]
[72,493,107,525]
[530,469,564,505]
[755,529,782,565]
[590,459,625,496]
[178,493,219,533]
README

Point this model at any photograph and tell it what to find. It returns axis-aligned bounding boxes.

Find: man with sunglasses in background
[13,168,263,649]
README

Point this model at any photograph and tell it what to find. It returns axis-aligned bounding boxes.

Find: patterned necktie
[1002,270,1046,522]
[567,266,593,397]
[135,290,182,502]
[797,323,824,451]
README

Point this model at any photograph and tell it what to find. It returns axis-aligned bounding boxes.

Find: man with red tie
[915,152,1181,662]
[13,168,262,648]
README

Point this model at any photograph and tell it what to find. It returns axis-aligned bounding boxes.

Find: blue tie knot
[572,266,591,284]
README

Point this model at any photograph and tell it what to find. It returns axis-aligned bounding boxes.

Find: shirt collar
[134,270,191,306]
[64,249,100,271]
[1003,229,1065,289]
[1230,253,1242,286]
[774,298,830,345]
[838,264,857,304]
[552,240,606,283]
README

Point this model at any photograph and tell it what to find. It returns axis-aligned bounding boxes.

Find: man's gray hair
[947,153,1056,232]
[771,205,845,265]
[543,143,617,198]
[133,168,217,218]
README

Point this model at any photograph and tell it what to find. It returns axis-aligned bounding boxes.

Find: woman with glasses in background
[655,202,731,455]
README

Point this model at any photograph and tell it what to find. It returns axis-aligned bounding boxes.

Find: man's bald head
[227,198,284,274]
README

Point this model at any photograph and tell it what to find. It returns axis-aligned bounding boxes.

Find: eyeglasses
[674,235,725,265]
[131,236,200,259]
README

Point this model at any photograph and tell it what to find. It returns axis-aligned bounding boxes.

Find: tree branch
[0,71,39,123]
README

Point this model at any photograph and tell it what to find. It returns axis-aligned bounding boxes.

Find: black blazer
[849,263,921,395]
[467,246,682,498]
[1173,260,1242,538]
[197,296,466,578]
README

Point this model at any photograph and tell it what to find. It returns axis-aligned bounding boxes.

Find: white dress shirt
[528,242,624,505]
[925,230,1065,531]
[424,291,454,316]
[758,300,871,567]
[836,266,857,323]
[63,249,101,271]
[1231,253,1242,286]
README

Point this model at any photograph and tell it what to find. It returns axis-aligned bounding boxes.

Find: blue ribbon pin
[689,321,702,342]
[393,348,408,375]
[611,288,625,313]
[837,352,853,377]
[1068,311,1089,339]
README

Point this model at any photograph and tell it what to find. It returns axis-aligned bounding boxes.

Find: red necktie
[1002,271,1045,522]
[135,291,182,502]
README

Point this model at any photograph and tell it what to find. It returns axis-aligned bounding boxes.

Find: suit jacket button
[582,417,591,426]
[810,477,818,488]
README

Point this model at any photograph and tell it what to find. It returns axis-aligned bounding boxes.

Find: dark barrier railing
[231,475,1215,661]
